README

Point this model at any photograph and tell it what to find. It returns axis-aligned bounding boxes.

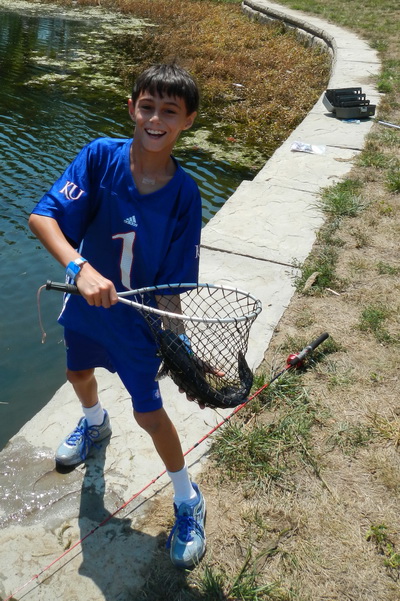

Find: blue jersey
[32,137,202,364]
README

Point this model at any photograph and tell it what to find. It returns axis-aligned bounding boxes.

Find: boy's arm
[29,214,118,308]
[155,294,185,335]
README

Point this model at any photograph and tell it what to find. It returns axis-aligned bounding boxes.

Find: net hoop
[117,282,262,324]
[42,279,263,408]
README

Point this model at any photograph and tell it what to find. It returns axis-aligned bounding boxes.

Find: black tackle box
[323,87,376,119]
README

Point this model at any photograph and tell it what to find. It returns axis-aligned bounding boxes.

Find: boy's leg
[133,407,185,473]
[55,330,115,467]
[67,367,107,426]
[134,407,206,568]
[67,367,99,409]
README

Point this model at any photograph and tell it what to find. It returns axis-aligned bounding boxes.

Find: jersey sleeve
[31,140,101,247]
[157,177,202,288]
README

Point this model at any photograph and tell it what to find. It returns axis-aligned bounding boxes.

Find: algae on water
[1,0,150,97]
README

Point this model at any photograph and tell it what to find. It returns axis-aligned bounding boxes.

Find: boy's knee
[66,368,95,385]
[134,408,167,435]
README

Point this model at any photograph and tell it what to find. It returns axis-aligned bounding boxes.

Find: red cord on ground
[4,334,328,601]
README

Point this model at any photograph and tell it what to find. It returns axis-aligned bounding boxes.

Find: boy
[28,63,205,569]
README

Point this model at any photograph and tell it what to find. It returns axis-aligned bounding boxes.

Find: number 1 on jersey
[112,231,136,289]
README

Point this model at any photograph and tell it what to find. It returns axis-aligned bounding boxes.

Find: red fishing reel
[286,353,303,368]
[286,333,329,369]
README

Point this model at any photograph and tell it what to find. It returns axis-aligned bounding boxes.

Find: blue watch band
[66,258,87,281]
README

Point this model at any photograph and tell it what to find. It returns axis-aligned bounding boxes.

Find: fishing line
[3,332,328,601]
[36,284,48,344]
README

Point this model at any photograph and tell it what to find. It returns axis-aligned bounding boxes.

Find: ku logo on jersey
[59,181,85,201]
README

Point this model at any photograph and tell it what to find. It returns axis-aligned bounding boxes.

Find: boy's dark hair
[132,63,200,115]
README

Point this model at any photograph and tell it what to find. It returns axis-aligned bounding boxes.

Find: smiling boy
[29,63,206,568]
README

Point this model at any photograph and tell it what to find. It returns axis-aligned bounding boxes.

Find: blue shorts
[64,328,163,413]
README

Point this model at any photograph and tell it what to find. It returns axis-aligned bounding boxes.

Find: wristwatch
[66,257,87,280]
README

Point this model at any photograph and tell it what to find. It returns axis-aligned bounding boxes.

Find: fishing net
[119,283,262,409]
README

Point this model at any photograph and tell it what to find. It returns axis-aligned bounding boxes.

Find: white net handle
[117,282,262,325]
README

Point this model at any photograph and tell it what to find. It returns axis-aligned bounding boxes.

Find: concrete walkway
[0,2,381,600]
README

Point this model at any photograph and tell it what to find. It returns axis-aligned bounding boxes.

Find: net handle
[45,281,262,325]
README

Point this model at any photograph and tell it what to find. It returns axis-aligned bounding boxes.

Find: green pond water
[0,1,253,450]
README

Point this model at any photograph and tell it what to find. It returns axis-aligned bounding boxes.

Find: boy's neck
[129,141,176,194]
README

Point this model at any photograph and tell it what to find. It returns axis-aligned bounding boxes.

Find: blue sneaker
[55,410,111,466]
[166,482,206,569]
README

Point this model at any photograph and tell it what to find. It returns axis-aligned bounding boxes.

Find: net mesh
[134,284,262,409]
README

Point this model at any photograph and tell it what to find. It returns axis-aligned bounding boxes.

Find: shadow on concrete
[77,440,226,601]
[77,438,160,601]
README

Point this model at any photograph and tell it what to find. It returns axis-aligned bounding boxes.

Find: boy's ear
[128,98,136,122]
[183,112,197,131]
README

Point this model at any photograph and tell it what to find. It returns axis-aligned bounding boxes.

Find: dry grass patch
[69,0,330,166]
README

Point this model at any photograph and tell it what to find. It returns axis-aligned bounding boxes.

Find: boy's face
[128,91,196,154]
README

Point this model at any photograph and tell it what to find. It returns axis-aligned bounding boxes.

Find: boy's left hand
[75,263,119,308]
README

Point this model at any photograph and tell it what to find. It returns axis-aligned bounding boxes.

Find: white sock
[167,464,198,506]
[83,402,104,427]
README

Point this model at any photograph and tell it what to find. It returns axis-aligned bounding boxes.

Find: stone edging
[242,0,336,54]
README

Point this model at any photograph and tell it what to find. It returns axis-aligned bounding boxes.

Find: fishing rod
[3,332,329,601]
[374,118,400,130]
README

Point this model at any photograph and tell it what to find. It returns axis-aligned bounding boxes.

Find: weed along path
[0,2,381,601]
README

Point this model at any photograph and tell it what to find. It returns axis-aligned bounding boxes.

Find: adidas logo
[124,215,137,227]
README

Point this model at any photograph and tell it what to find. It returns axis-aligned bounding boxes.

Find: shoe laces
[65,420,102,460]
[166,506,203,549]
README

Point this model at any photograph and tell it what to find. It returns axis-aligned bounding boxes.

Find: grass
[293,177,374,293]
[209,364,328,494]
[293,245,340,293]
[377,261,400,276]
[386,162,400,193]
[366,524,400,577]
[319,179,366,218]
[368,412,400,448]
[328,421,374,454]
[377,59,400,94]
[198,553,291,601]
[358,303,393,343]
[320,358,353,389]
[357,147,390,170]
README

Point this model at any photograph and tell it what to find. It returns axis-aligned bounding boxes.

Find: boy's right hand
[27,215,118,308]
[75,263,118,308]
